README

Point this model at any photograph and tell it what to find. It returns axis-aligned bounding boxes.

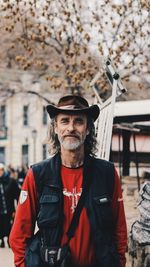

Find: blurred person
[0,163,20,248]
[10,95,127,267]
[9,167,18,181]
[17,165,28,188]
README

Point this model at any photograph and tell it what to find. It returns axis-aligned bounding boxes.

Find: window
[42,106,47,125]
[22,145,29,166]
[0,106,7,139]
[0,147,5,163]
[0,106,6,126]
[23,105,29,126]
[42,144,47,160]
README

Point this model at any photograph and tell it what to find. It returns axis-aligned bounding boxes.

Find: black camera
[40,244,71,267]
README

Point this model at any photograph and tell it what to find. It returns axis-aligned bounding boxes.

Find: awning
[114,99,150,123]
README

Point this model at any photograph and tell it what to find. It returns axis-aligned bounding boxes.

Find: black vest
[32,153,120,267]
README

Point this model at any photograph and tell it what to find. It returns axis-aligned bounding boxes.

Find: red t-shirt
[60,165,95,267]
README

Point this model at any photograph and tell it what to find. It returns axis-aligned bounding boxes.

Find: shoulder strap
[66,157,93,242]
[66,175,90,242]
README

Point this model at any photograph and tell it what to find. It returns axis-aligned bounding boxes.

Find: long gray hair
[47,117,98,157]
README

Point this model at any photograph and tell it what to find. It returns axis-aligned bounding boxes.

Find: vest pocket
[38,194,59,227]
[93,195,113,227]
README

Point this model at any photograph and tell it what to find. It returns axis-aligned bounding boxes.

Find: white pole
[105,79,118,160]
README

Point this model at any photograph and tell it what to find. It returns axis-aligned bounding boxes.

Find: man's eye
[76,119,84,124]
[61,119,69,124]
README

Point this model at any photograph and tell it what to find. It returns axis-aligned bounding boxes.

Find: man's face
[55,113,89,151]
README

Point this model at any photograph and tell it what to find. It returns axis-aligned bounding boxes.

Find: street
[0,247,14,267]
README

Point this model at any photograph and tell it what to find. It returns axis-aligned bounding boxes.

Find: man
[10,95,127,267]
[0,163,20,247]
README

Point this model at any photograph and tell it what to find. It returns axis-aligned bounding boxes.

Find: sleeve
[9,168,38,267]
[111,168,127,267]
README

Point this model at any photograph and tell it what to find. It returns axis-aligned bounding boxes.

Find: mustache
[63,134,80,139]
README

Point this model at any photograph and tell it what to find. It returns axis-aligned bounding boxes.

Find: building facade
[0,92,61,168]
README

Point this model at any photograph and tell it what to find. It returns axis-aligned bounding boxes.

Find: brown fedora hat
[46,95,100,121]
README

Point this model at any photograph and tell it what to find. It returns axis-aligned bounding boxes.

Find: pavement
[0,246,14,267]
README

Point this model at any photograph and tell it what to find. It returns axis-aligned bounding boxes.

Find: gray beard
[58,136,86,151]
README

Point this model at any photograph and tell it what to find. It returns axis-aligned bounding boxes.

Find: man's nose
[67,122,75,132]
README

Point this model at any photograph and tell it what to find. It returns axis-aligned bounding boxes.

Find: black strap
[66,164,91,242]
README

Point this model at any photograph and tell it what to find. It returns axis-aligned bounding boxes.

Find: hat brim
[46,104,100,121]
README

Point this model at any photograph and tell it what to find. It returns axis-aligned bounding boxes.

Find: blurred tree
[0,0,149,100]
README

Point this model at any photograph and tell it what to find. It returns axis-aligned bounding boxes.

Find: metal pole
[133,132,140,191]
[33,137,36,162]
[118,129,122,180]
